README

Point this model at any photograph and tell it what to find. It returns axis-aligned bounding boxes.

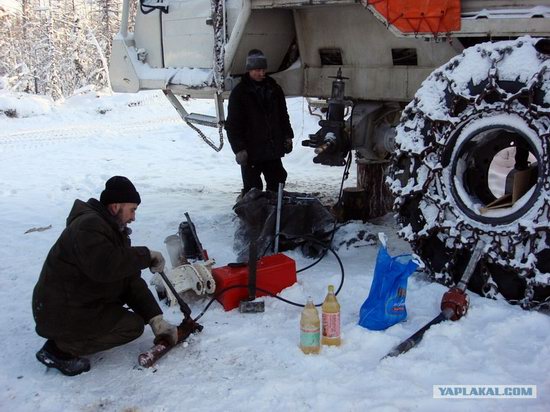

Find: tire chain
[390,39,550,310]
[211,0,225,92]
[184,118,224,152]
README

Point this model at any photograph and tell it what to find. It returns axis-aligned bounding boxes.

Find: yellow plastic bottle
[300,297,321,354]
[321,285,341,346]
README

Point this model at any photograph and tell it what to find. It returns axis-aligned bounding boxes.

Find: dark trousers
[241,158,287,193]
[55,310,145,356]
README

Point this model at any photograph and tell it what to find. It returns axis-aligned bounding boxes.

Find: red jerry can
[212,254,297,311]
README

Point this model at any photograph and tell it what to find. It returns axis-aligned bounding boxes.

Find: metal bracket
[163,89,225,152]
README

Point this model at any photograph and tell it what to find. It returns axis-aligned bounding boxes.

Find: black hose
[194,153,352,322]
[193,237,345,322]
[261,151,351,270]
[296,151,350,273]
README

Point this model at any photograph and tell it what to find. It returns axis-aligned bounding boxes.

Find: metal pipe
[224,0,251,74]
[163,89,190,119]
[119,0,130,38]
[457,240,485,291]
[158,271,192,319]
[248,240,258,300]
[274,183,284,253]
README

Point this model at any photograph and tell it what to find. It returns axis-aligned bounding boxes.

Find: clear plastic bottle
[300,297,320,354]
[321,285,341,346]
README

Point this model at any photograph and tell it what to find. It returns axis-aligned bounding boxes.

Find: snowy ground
[0,90,548,411]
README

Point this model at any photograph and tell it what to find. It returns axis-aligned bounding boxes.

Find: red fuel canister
[212,254,297,311]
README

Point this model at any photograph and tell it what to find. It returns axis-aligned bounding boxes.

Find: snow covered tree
[0,0,124,99]
[92,0,121,60]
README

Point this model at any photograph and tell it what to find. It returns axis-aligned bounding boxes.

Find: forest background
[0,0,131,99]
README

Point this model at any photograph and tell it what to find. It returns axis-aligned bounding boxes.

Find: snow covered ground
[0,90,548,411]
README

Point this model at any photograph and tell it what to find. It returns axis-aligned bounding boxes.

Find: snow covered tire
[388,37,550,310]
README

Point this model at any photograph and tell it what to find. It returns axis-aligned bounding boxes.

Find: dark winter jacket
[32,199,162,341]
[225,74,293,164]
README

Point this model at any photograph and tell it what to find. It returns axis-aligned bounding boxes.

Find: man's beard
[114,210,129,230]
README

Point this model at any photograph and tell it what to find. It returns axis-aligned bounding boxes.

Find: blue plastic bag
[358,236,418,331]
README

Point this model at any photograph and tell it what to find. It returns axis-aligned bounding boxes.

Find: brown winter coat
[32,198,162,341]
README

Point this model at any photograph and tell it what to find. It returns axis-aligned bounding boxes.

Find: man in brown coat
[32,176,177,376]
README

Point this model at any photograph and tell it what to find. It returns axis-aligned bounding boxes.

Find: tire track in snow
[0,116,183,149]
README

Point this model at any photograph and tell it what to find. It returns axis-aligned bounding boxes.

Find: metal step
[185,113,218,128]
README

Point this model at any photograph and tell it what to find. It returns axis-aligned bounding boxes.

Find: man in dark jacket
[225,49,294,194]
[32,176,178,376]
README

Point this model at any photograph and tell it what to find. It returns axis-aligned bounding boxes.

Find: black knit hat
[100,176,141,205]
[245,49,267,71]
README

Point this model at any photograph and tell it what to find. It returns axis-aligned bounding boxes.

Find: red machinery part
[363,0,461,35]
[138,318,202,368]
[212,254,297,311]
[139,342,170,368]
[441,287,469,321]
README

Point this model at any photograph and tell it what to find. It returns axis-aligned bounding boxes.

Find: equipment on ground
[184,212,209,261]
[274,183,284,254]
[238,240,265,313]
[178,221,202,261]
[109,0,550,309]
[160,261,216,306]
[157,213,325,314]
[384,241,485,359]
[233,189,335,261]
[212,254,297,311]
[139,270,203,368]
[155,214,216,305]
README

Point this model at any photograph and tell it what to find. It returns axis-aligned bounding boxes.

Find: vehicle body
[111,0,548,99]
[109,0,550,309]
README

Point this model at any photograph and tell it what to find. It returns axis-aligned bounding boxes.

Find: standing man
[225,49,294,195]
[32,176,178,376]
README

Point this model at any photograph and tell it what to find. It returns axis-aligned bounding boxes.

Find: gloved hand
[149,314,179,346]
[283,138,293,154]
[149,250,165,274]
[235,150,248,166]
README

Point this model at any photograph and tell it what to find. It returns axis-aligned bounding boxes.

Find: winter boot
[35,340,90,376]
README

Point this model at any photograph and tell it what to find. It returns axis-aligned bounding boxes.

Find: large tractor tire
[388,37,550,310]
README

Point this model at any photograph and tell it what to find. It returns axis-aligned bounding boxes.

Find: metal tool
[239,240,265,313]
[138,270,203,368]
[383,240,485,359]
[274,182,284,254]
[157,270,193,320]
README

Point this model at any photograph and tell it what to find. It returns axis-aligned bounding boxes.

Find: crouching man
[32,176,177,376]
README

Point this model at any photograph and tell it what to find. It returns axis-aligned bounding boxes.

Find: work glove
[149,314,179,346]
[149,250,165,274]
[235,150,248,166]
[283,138,293,154]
